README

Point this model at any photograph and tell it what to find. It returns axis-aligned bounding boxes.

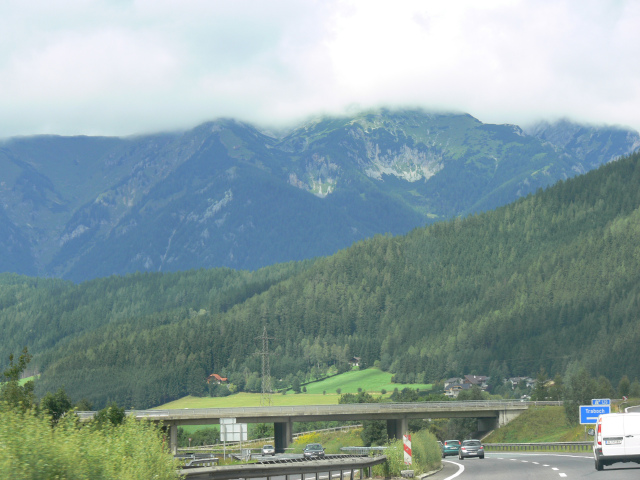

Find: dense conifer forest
[2,151,640,408]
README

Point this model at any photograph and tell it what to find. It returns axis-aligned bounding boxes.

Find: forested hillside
[3,152,640,408]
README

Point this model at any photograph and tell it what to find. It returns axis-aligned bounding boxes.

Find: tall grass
[0,405,179,479]
[289,429,364,454]
[372,430,441,477]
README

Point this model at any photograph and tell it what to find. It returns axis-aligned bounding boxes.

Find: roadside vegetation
[1,348,178,479]
[0,408,179,479]
[372,430,441,477]
[289,429,364,454]
[289,428,441,477]
[483,406,587,443]
[484,401,640,444]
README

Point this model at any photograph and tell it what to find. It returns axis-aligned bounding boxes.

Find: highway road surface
[429,452,640,479]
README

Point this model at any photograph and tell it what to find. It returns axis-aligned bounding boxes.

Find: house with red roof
[207,373,228,384]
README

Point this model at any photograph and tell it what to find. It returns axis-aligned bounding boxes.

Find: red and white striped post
[403,434,412,465]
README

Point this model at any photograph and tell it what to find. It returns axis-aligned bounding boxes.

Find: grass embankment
[289,429,364,454]
[484,401,640,444]
[483,406,589,443]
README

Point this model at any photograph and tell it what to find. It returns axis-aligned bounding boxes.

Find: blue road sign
[580,405,610,424]
[592,398,611,406]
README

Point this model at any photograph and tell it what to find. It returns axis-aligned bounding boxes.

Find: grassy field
[483,406,589,443]
[298,368,431,395]
[0,376,38,388]
[155,368,431,409]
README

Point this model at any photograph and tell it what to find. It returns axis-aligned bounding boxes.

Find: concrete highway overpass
[79,400,561,454]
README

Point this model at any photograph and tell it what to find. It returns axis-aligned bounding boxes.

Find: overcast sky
[1,0,639,138]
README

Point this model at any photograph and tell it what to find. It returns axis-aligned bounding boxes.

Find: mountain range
[2,149,639,408]
[1,109,638,282]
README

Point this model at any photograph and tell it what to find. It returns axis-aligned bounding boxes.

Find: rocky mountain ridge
[1,109,638,282]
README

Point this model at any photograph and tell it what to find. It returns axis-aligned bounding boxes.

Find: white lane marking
[559,474,567,478]
[543,465,550,467]
[521,460,528,463]
[552,467,559,471]
[442,460,465,479]
[532,462,539,464]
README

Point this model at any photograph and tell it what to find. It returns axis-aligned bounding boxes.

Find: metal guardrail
[180,454,387,480]
[485,442,592,452]
[184,457,219,467]
[341,446,387,454]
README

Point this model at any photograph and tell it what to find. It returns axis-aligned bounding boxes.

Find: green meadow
[155,368,431,409]
[298,368,431,395]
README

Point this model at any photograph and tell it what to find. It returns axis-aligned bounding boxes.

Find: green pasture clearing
[0,376,38,388]
[299,368,432,395]
[155,368,431,409]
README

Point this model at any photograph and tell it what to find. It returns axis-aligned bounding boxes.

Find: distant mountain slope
[1,110,638,282]
[1,151,639,408]
[526,119,640,172]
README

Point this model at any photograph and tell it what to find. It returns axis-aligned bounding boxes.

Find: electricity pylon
[256,326,274,406]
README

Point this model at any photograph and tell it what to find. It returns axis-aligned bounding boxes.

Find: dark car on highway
[442,439,461,458]
[303,443,325,459]
[458,439,485,459]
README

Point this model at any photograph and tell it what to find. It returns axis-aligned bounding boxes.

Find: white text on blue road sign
[580,405,610,424]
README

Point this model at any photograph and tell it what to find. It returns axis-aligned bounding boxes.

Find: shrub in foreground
[372,430,441,477]
[0,404,179,479]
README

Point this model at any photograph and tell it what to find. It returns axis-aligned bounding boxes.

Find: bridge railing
[121,400,563,418]
[484,442,592,452]
[74,400,564,424]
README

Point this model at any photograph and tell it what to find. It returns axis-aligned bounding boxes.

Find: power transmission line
[255,326,274,406]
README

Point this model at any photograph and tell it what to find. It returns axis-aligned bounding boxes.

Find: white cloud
[0,0,639,137]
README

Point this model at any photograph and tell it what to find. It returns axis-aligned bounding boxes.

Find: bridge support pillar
[169,424,178,455]
[274,419,293,453]
[386,417,408,440]
[498,409,523,427]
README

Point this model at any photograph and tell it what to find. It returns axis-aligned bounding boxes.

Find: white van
[593,413,640,470]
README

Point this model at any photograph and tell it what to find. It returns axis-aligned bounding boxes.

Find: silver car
[262,444,275,456]
[459,439,485,459]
